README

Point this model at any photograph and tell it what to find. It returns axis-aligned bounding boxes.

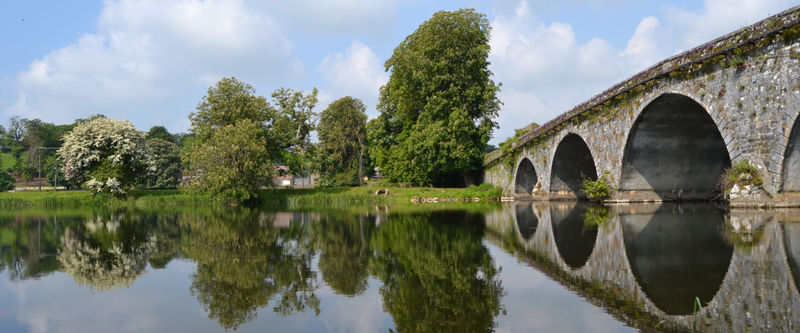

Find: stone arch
[781,113,800,192]
[514,157,538,196]
[550,202,598,269]
[549,133,597,199]
[620,93,731,200]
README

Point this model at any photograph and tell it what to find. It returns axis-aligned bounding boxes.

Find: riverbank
[0,184,504,208]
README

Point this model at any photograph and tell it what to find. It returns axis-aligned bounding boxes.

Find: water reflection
[514,204,537,240]
[550,202,598,269]
[370,211,503,332]
[179,209,320,330]
[620,204,732,315]
[783,223,800,292]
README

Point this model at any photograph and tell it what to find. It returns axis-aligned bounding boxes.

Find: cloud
[665,0,794,49]
[487,0,792,144]
[4,0,301,132]
[318,40,388,117]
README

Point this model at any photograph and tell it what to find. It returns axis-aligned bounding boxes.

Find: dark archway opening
[621,203,732,315]
[550,134,597,199]
[515,158,538,196]
[514,204,538,240]
[551,202,598,269]
[782,116,800,192]
[620,93,731,200]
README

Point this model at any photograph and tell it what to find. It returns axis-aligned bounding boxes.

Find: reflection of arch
[515,158,538,196]
[782,115,800,192]
[783,223,800,291]
[514,204,538,240]
[620,93,731,200]
[550,134,597,199]
[621,203,732,315]
[550,202,597,269]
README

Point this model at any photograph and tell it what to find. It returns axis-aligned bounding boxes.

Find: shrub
[0,171,14,192]
[581,175,613,201]
[718,160,763,194]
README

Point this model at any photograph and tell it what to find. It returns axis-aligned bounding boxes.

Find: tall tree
[270,88,319,177]
[369,9,500,186]
[144,138,182,189]
[316,97,367,186]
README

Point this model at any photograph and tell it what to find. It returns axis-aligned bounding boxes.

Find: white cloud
[666,0,794,49]
[5,0,301,132]
[487,0,793,144]
[318,40,388,117]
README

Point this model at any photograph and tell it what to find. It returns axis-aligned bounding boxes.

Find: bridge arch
[620,93,731,200]
[514,158,538,196]
[549,133,597,199]
[781,112,800,192]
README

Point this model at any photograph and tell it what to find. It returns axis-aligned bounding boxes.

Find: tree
[270,88,319,176]
[316,97,367,186]
[58,117,152,196]
[0,171,13,192]
[144,138,182,189]
[184,120,271,204]
[369,9,500,186]
[4,116,27,147]
[146,126,175,143]
[184,78,274,204]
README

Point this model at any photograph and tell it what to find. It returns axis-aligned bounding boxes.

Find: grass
[0,184,504,209]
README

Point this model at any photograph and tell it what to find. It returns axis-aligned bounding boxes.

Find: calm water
[0,203,797,332]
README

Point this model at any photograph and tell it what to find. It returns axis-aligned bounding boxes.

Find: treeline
[0,8,501,204]
[0,115,191,191]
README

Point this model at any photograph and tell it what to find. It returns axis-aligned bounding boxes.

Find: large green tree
[369,9,500,186]
[316,97,367,186]
[184,77,318,203]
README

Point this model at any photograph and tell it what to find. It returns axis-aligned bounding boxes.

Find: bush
[718,160,763,194]
[0,171,14,192]
[581,175,613,201]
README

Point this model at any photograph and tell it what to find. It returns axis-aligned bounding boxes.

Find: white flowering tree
[58,117,152,195]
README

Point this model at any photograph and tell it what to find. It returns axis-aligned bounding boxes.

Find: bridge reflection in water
[487,202,800,331]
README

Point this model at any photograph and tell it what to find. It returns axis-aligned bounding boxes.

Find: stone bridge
[484,6,800,204]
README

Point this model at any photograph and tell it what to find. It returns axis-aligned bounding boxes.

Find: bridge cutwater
[484,6,800,205]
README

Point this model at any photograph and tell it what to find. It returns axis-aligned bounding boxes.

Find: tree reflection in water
[310,212,373,296]
[179,209,320,330]
[369,211,504,332]
[58,212,156,291]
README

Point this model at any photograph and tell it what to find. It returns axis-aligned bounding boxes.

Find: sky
[0,0,797,145]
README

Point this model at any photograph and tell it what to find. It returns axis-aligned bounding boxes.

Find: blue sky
[0,0,796,144]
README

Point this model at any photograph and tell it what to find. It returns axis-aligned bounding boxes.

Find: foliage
[184,120,272,204]
[369,9,501,186]
[185,77,319,203]
[581,175,613,201]
[0,171,13,192]
[315,96,368,186]
[146,126,174,143]
[310,212,372,296]
[581,206,610,229]
[57,117,152,196]
[369,211,504,331]
[180,209,319,330]
[718,160,763,194]
[143,138,182,189]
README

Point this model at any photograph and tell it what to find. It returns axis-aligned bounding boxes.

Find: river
[0,203,796,332]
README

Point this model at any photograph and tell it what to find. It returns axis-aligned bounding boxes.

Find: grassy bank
[0,184,502,209]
